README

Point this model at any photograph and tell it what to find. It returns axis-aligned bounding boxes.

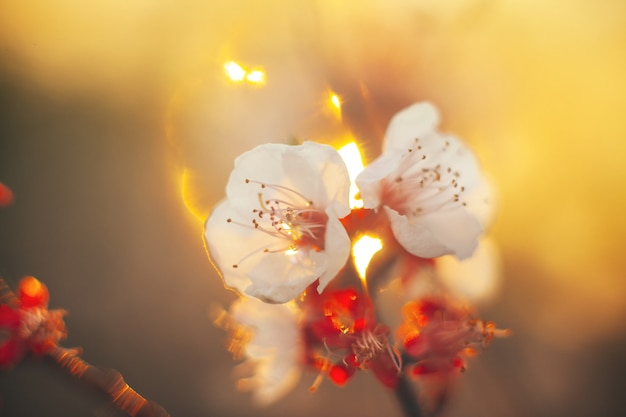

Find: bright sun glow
[224,61,266,85]
[327,91,342,120]
[285,247,298,256]
[224,61,246,82]
[330,94,341,110]
[352,235,383,281]
[246,70,266,85]
[338,142,365,209]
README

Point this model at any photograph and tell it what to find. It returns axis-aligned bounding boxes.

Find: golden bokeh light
[245,70,265,85]
[337,142,365,209]
[223,61,247,82]
[352,234,383,283]
[328,91,342,120]
[180,169,207,223]
[223,61,266,85]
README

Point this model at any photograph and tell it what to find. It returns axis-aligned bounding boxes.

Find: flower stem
[394,372,424,417]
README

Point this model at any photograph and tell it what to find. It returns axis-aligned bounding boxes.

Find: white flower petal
[245,250,327,303]
[385,204,482,259]
[317,214,351,293]
[383,102,440,153]
[230,297,302,406]
[384,206,448,258]
[355,151,401,209]
[461,175,496,230]
[226,142,351,218]
[282,142,352,218]
[204,200,267,295]
[357,102,491,259]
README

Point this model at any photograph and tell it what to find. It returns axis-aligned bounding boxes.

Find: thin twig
[48,346,170,417]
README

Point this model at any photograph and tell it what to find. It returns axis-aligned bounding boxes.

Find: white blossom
[356,102,492,259]
[205,142,351,303]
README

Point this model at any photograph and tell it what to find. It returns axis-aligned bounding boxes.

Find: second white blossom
[356,102,492,260]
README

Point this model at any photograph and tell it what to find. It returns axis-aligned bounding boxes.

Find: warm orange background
[0,1,624,416]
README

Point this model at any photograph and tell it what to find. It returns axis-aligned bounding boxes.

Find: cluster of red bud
[0,276,67,368]
[300,280,509,393]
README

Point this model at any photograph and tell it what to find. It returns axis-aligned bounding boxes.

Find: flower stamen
[227,180,329,254]
[382,139,470,217]
[351,327,402,373]
[224,181,330,269]
[245,179,313,206]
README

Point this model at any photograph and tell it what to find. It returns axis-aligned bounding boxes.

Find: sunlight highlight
[224,61,266,85]
[352,235,383,282]
[327,91,342,120]
[224,61,246,82]
[338,142,365,209]
[180,169,206,223]
[246,70,266,85]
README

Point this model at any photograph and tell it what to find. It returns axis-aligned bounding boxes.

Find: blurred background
[0,0,625,416]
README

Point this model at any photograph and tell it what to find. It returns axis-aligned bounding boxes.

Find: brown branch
[48,346,170,417]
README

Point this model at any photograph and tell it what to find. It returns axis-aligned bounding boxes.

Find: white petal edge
[226,142,351,218]
[316,212,351,293]
[462,175,497,230]
[204,200,261,295]
[245,251,326,303]
[355,151,403,209]
[383,102,440,153]
[384,205,482,260]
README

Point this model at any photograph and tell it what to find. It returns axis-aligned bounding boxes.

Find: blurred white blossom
[436,237,501,304]
[229,297,303,406]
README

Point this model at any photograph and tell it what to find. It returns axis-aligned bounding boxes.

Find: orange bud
[18,276,49,308]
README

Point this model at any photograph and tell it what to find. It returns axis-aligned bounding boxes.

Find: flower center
[227,179,328,268]
[381,137,468,217]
